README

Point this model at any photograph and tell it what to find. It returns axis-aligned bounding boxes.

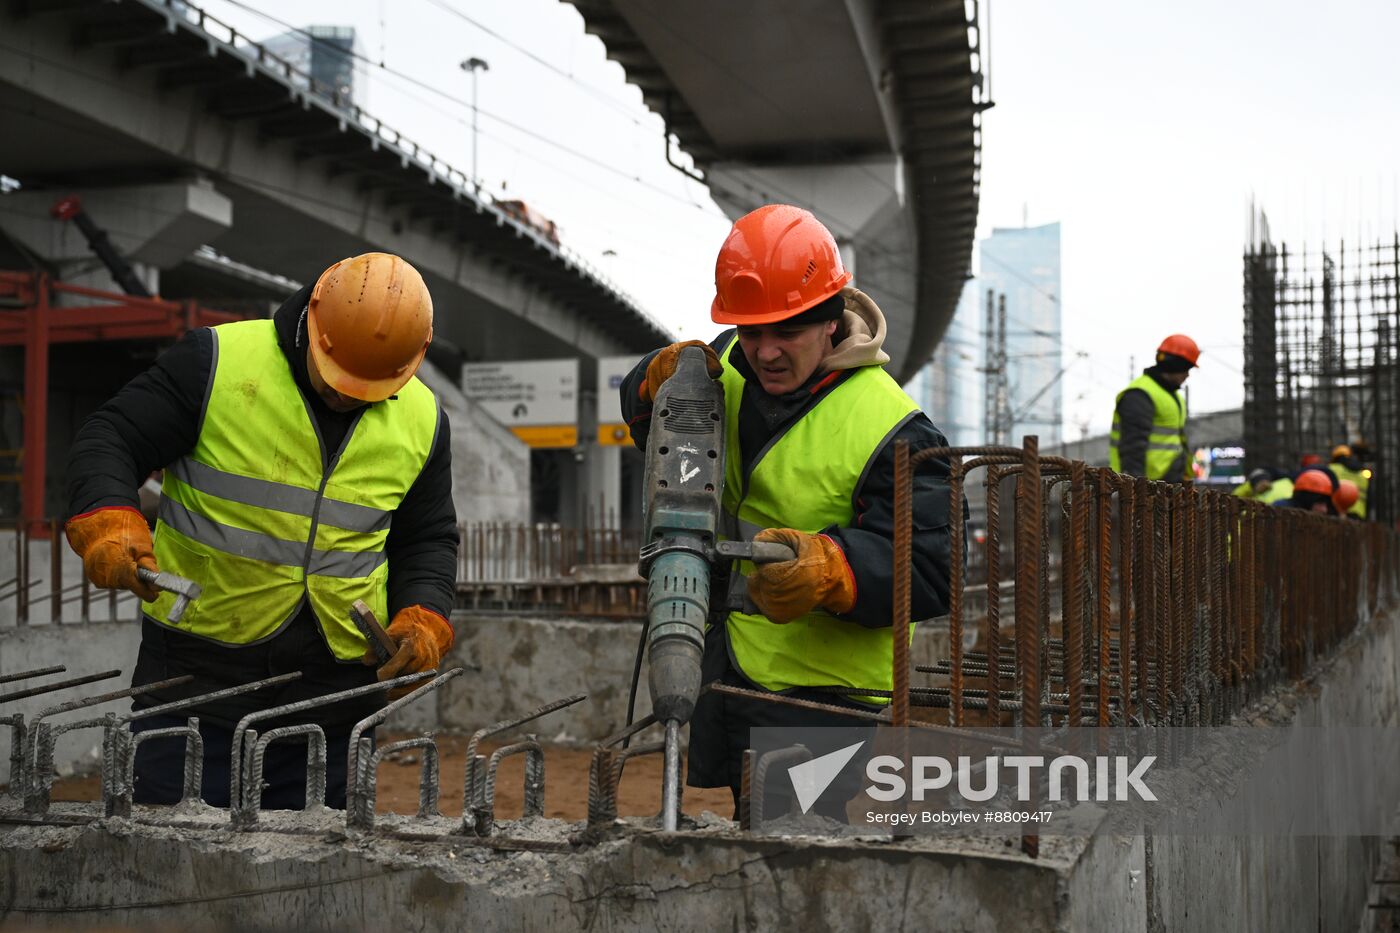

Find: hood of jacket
[820,286,890,373]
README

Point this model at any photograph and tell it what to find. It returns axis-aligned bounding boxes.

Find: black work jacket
[65,287,458,730]
[620,329,957,629]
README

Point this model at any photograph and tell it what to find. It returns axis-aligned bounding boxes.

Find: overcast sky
[201,0,1400,439]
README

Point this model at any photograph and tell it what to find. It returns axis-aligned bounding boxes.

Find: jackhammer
[636,347,794,830]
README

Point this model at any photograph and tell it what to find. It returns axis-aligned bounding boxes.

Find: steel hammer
[136,567,202,623]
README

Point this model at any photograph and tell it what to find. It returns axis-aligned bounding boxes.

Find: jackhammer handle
[715,540,798,564]
[750,541,797,564]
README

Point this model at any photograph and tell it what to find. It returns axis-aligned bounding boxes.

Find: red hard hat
[711,204,852,325]
[1300,453,1323,468]
[1294,468,1334,496]
[1333,479,1359,512]
[1157,334,1201,367]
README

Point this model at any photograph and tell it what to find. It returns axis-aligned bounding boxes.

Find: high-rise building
[904,281,983,446]
[261,26,360,108]
[979,222,1062,447]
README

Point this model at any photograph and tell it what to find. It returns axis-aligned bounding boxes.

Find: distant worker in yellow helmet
[64,252,458,810]
[1109,335,1198,480]
[1327,444,1369,519]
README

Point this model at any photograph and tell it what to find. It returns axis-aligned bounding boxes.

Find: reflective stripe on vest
[717,337,919,701]
[146,319,439,659]
[1109,373,1188,480]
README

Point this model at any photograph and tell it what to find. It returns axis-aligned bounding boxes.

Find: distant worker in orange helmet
[620,204,957,818]
[1333,479,1361,517]
[1275,467,1339,514]
[1109,334,1199,480]
[64,253,458,810]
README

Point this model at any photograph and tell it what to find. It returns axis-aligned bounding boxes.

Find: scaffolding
[1243,207,1400,524]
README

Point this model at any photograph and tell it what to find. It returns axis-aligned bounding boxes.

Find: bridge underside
[569,0,983,380]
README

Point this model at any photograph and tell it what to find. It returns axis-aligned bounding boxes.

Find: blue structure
[980,223,1063,447]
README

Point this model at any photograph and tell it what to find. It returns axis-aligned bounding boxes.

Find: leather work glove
[64,507,160,602]
[363,605,455,698]
[640,340,723,404]
[746,528,857,624]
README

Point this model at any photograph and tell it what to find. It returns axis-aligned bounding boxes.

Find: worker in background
[620,204,955,818]
[1334,479,1361,518]
[64,253,458,809]
[1233,468,1274,500]
[1327,444,1369,519]
[1258,469,1294,505]
[1109,335,1198,480]
[1274,468,1338,514]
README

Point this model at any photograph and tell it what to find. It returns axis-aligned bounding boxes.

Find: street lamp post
[459,56,489,193]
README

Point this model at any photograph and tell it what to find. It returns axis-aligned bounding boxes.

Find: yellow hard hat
[307,253,433,402]
[1331,444,1353,460]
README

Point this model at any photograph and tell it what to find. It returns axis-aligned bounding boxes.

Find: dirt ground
[44,733,737,821]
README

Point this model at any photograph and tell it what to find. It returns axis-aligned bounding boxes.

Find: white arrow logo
[679,459,701,484]
[787,741,865,814]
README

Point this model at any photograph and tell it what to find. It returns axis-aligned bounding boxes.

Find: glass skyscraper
[905,222,1063,448]
[979,222,1062,447]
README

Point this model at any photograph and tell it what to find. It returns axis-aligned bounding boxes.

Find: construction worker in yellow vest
[1109,334,1199,480]
[64,253,458,810]
[620,205,957,819]
[1327,444,1369,519]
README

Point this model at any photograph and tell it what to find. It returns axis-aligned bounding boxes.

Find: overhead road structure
[0,0,673,363]
[567,0,987,381]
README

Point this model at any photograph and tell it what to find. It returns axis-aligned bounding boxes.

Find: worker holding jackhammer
[620,205,957,819]
[64,253,458,809]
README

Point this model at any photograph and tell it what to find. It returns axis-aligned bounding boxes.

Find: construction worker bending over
[1109,335,1198,481]
[1274,468,1339,514]
[621,205,956,819]
[64,253,458,809]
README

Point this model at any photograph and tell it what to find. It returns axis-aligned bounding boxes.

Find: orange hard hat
[1333,479,1359,512]
[1331,444,1353,460]
[711,204,852,325]
[1293,468,1334,496]
[1157,334,1201,367]
[307,253,433,402]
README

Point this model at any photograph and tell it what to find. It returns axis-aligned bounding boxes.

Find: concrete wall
[1138,604,1400,933]
[415,360,530,525]
[0,620,141,786]
[435,612,955,743]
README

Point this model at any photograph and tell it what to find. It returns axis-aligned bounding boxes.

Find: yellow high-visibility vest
[147,319,439,660]
[1109,374,1188,480]
[717,337,919,701]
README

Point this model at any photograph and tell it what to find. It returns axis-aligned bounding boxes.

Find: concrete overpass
[567,0,986,381]
[0,0,671,360]
[0,0,678,525]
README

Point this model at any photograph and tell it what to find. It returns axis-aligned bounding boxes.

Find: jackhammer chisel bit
[136,567,202,623]
[350,599,398,663]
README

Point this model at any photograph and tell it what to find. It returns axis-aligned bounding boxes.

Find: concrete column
[575,390,622,529]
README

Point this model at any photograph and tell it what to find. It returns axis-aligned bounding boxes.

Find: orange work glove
[363,605,455,697]
[640,340,723,404]
[746,528,857,624]
[64,506,160,601]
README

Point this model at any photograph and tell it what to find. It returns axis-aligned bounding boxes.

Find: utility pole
[981,289,1011,445]
[460,57,489,192]
[995,294,1009,444]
